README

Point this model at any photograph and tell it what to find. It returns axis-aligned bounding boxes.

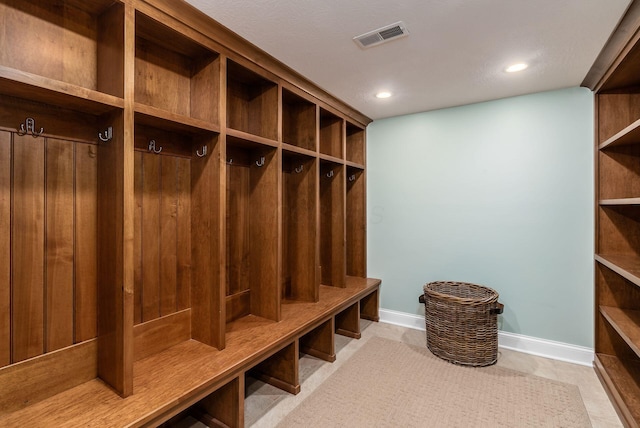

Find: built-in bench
[0,277,380,427]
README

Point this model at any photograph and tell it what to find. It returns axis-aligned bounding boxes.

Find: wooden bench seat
[0,277,380,427]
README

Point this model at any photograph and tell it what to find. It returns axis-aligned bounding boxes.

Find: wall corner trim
[378,308,594,367]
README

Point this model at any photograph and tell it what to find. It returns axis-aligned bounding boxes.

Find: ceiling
[184,0,631,121]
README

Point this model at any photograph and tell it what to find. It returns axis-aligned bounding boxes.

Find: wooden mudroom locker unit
[0,0,380,426]
[585,2,640,426]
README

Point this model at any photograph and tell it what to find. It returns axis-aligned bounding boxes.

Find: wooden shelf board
[600,118,640,150]
[134,103,220,135]
[226,128,279,148]
[601,306,640,358]
[0,66,124,115]
[595,353,640,426]
[319,153,344,164]
[600,198,640,206]
[596,254,640,288]
[345,160,365,170]
[282,143,317,158]
[0,278,381,427]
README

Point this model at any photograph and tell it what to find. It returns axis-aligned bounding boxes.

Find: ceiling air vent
[353,21,409,49]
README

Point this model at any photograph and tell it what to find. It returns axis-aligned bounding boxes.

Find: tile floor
[179,321,623,428]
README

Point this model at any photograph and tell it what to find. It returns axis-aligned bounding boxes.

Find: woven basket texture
[423,281,499,367]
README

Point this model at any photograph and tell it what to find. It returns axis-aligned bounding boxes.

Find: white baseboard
[378,308,594,367]
[379,308,426,330]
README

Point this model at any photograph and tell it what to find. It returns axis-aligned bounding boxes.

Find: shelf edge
[596,254,640,287]
[599,118,640,149]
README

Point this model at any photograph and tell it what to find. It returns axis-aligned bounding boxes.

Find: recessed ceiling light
[505,63,528,73]
[376,91,392,99]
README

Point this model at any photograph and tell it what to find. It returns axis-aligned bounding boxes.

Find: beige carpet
[277,336,592,428]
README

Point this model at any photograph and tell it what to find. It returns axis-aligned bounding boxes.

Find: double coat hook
[148,140,162,154]
[17,117,43,138]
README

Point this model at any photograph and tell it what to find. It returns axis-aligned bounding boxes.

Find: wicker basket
[420,281,503,367]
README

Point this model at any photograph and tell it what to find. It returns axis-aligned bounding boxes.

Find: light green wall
[366,87,594,347]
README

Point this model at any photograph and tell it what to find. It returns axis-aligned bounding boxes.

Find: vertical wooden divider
[248,148,281,321]
[191,134,225,350]
[96,2,132,397]
[97,108,133,397]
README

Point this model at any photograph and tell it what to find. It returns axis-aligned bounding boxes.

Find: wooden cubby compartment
[227,60,278,141]
[598,145,640,200]
[159,374,245,428]
[0,0,124,100]
[360,288,380,322]
[282,88,317,151]
[226,137,280,324]
[0,92,126,409]
[335,302,361,339]
[133,122,223,353]
[598,205,640,257]
[320,161,345,287]
[346,122,365,165]
[346,167,366,278]
[282,151,319,302]
[300,318,336,362]
[135,12,220,126]
[249,341,300,395]
[597,95,640,202]
[320,108,344,158]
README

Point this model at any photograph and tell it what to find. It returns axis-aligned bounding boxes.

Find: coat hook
[148,139,162,154]
[17,117,43,138]
[256,156,265,167]
[196,145,207,157]
[326,170,334,178]
[349,174,356,182]
[98,126,113,142]
[227,158,233,165]
[294,165,304,174]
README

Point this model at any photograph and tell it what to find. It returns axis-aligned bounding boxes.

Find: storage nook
[0,0,380,426]
[585,10,640,426]
[320,160,346,287]
[282,150,318,302]
[226,137,279,324]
